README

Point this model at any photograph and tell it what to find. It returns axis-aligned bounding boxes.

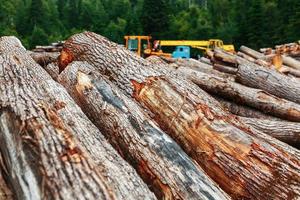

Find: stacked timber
[1,32,300,200]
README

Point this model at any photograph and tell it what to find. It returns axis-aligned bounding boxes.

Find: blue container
[172,46,190,58]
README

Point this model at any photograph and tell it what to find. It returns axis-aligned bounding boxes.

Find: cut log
[146,55,168,66]
[282,55,300,70]
[132,76,300,200]
[237,62,300,104]
[59,31,300,200]
[240,45,265,59]
[0,38,156,200]
[213,48,239,66]
[0,153,13,200]
[213,96,280,120]
[236,52,256,63]
[213,63,237,75]
[29,51,59,67]
[176,68,300,121]
[58,61,231,200]
[44,62,59,80]
[241,117,300,147]
[199,57,212,65]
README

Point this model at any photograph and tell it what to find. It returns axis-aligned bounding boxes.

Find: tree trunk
[0,153,13,200]
[132,76,300,200]
[0,37,156,200]
[241,117,300,147]
[237,62,300,104]
[44,62,59,80]
[213,96,280,120]
[177,68,300,121]
[58,62,231,200]
[282,55,300,70]
[59,31,300,200]
[240,45,265,59]
[213,63,237,75]
[29,51,59,67]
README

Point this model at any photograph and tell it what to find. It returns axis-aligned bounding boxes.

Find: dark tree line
[0,0,299,49]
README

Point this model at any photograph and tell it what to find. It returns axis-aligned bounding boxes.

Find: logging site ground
[1,0,300,200]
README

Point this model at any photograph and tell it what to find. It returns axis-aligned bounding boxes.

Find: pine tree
[141,0,171,38]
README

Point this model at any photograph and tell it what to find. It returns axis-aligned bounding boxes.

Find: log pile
[1,32,300,200]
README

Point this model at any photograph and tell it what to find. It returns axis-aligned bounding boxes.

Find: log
[213,63,237,75]
[213,48,239,66]
[59,31,300,200]
[213,96,280,120]
[0,153,13,200]
[241,117,300,147]
[237,62,300,104]
[282,55,300,70]
[29,51,59,67]
[58,61,231,200]
[44,62,59,80]
[176,67,300,121]
[199,57,212,65]
[240,45,265,59]
[146,55,168,66]
[0,38,156,200]
[132,76,300,200]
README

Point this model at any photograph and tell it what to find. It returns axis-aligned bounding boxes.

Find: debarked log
[58,61,231,200]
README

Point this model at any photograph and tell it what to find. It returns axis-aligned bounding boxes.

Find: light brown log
[241,117,300,147]
[0,37,156,200]
[213,48,239,66]
[146,55,168,66]
[236,52,256,62]
[199,57,212,65]
[282,55,300,70]
[58,61,231,200]
[213,96,280,120]
[44,62,59,80]
[176,67,300,121]
[59,31,300,200]
[240,45,264,59]
[237,62,300,104]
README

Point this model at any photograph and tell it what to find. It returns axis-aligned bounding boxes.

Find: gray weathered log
[0,153,13,200]
[213,63,237,75]
[282,55,300,70]
[44,62,59,80]
[0,37,156,200]
[241,117,300,147]
[59,31,300,200]
[58,61,231,200]
[237,62,300,104]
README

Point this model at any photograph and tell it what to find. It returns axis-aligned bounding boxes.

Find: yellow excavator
[124,35,235,58]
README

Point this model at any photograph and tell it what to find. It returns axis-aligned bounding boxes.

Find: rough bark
[132,76,300,200]
[237,62,300,104]
[29,51,59,67]
[44,62,59,81]
[213,63,237,75]
[241,117,300,147]
[59,31,300,200]
[213,48,239,66]
[177,68,300,121]
[146,55,168,66]
[199,57,212,65]
[58,62,231,200]
[0,38,156,200]
[213,96,280,120]
[0,153,13,200]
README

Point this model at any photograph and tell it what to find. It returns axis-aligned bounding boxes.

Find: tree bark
[29,51,59,67]
[132,76,300,200]
[59,31,300,200]
[241,117,300,147]
[237,62,300,104]
[240,45,265,59]
[0,153,13,200]
[177,68,300,121]
[58,61,231,200]
[213,63,237,75]
[282,55,300,70]
[44,62,59,80]
[213,96,280,120]
[0,38,156,200]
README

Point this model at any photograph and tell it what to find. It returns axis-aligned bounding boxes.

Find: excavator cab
[124,36,152,57]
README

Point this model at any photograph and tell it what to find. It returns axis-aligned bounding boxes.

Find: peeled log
[241,117,300,147]
[176,68,300,121]
[282,55,300,70]
[59,32,300,200]
[0,38,156,200]
[133,76,300,200]
[58,62,230,200]
[237,62,300,104]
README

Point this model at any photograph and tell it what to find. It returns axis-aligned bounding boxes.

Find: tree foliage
[0,0,299,50]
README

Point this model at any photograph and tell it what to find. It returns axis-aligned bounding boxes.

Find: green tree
[141,0,171,38]
[30,26,49,48]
